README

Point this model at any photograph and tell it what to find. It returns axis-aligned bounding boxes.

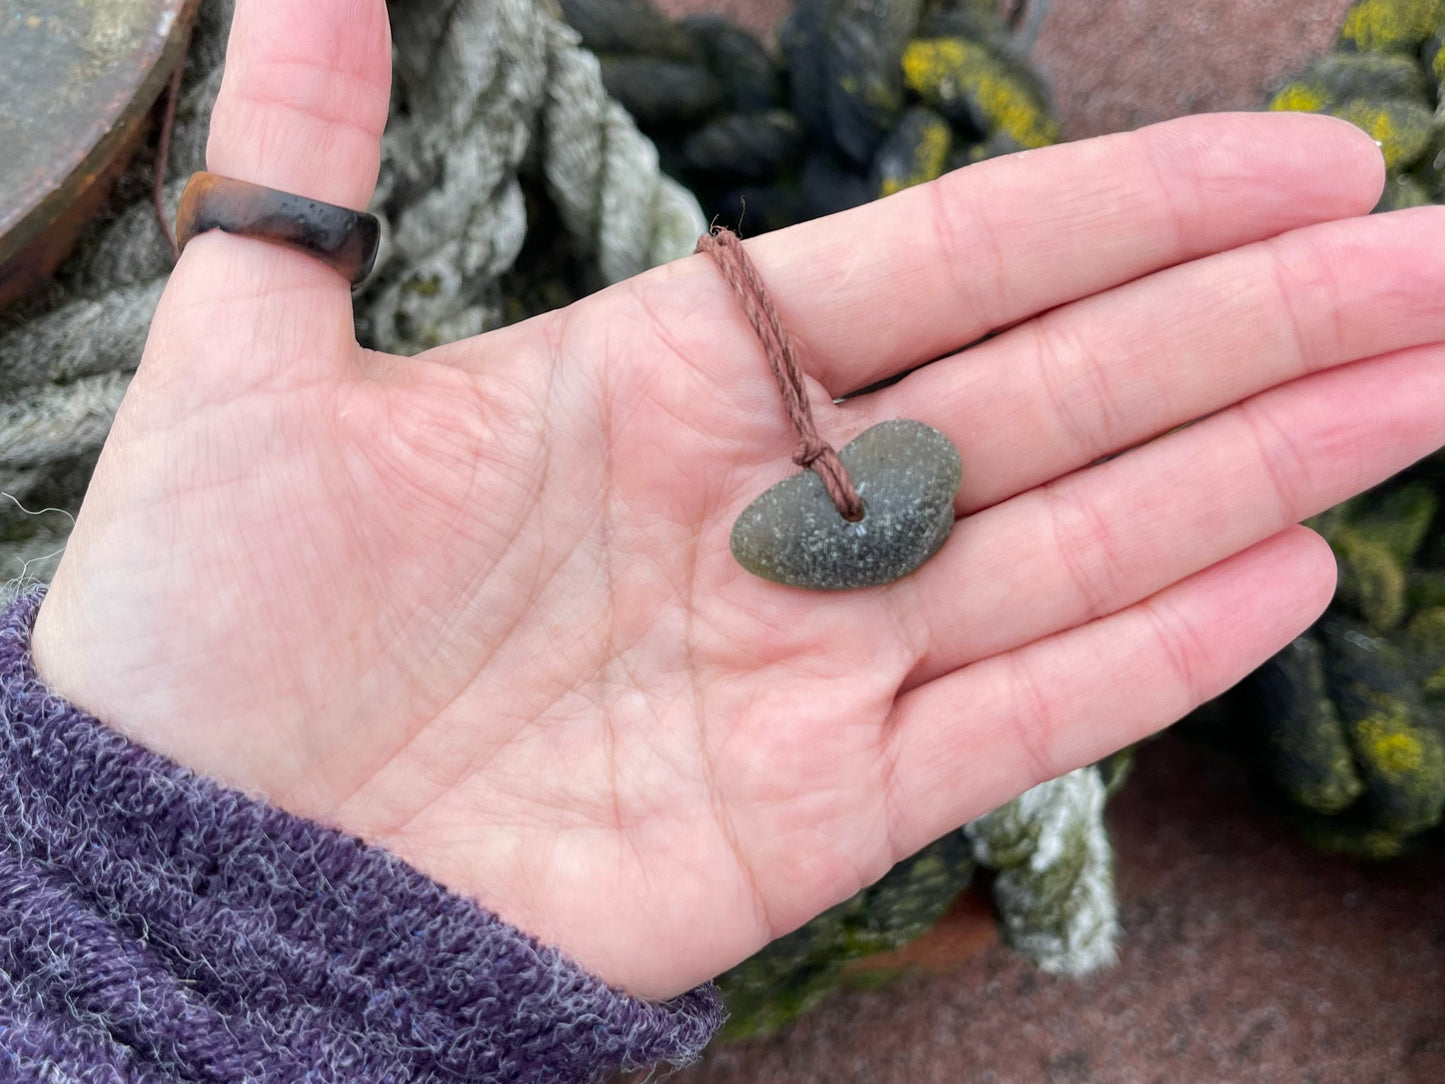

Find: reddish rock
[669,735,1445,1083]
[658,0,790,38]
[1033,0,1358,138]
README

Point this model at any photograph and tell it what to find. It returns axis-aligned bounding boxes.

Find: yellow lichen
[1339,0,1445,52]
[902,39,970,100]
[917,120,950,173]
[1332,100,1432,169]
[1338,102,1400,158]
[1352,695,1444,792]
[1268,83,1329,113]
[902,38,1058,149]
[975,71,1058,148]
[1358,719,1427,775]
[880,117,952,196]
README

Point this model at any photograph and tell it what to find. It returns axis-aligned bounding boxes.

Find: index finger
[659,112,1385,397]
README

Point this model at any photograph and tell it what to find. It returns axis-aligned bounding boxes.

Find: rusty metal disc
[0,0,197,305]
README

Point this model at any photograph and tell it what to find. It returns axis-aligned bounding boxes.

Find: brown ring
[175,172,380,287]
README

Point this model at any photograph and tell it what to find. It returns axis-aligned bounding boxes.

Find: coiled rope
[0,0,704,578]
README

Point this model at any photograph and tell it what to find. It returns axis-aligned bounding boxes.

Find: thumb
[149,0,392,382]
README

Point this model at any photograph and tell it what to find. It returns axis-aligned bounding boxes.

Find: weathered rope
[0,0,705,577]
[966,765,1119,974]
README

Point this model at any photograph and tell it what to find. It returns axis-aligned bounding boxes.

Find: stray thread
[0,493,73,585]
[0,492,75,523]
[695,228,863,521]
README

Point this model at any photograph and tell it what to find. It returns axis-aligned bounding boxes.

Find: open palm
[32,0,1445,1000]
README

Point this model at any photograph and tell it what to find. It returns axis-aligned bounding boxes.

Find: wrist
[2,585,723,1079]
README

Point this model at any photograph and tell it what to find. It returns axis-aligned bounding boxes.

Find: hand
[31,0,1445,1000]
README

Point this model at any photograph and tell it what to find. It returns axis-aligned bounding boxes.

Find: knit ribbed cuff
[0,585,721,1083]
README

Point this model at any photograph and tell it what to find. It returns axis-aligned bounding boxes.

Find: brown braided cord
[695,228,863,521]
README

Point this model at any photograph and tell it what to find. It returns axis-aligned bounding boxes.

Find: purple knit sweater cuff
[0,586,721,1082]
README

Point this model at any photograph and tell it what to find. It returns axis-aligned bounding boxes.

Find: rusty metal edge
[0,0,201,267]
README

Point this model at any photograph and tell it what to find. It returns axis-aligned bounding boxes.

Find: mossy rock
[798,147,879,216]
[1353,484,1438,561]
[1427,32,1445,97]
[1403,608,1445,700]
[1404,605,1445,647]
[1270,83,1435,170]
[571,0,1060,234]
[1292,808,1416,858]
[1271,8,1442,178]
[1409,569,1445,613]
[1347,700,1445,833]
[1410,123,1445,199]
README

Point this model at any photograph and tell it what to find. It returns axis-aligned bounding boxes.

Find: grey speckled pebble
[731,419,962,590]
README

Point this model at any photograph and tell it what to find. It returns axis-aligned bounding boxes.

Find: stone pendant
[731,419,962,590]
